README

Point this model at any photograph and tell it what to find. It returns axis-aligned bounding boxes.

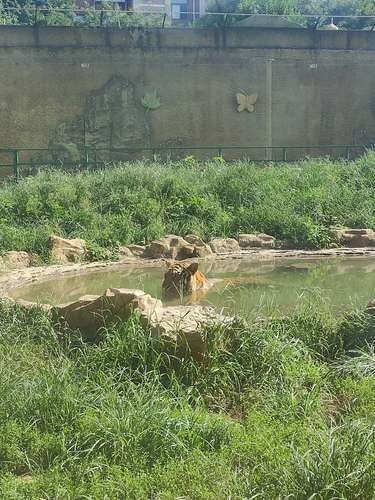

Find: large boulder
[143,235,216,260]
[143,239,170,259]
[184,234,213,257]
[209,238,240,254]
[148,305,231,357]
[50,235,87,264]
[54,288,163,339]
[184,234,205,246]
[168,235,196,260]
[238,233,276,249]
[126,244,146,257]
[144,235,195,260]
[118,246,135,259]
[275,239,295,250]
[0,251,31,270]
[54,287,231,357]
[330,228,375,248]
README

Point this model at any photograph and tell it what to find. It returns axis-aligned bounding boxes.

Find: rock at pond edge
[0,251,31,270]
[238,233,276,249]
[126,244,146,257]
[209,238,240,254]
[50,235,87,264]
[53,287,231,357]
[330,228,375,248]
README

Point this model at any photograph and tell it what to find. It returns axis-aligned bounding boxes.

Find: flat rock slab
[330,228,375,248]
[239,233,276,248]
[209,238,240,254]
[53,287,230,356]
[148,305,231,355]
[54,287,162,339]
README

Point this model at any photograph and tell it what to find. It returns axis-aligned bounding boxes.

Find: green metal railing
[0,144,372,180]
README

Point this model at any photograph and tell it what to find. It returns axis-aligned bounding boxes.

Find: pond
[8,256,375,317]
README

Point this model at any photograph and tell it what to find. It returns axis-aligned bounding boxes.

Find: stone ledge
[0,26,373,51]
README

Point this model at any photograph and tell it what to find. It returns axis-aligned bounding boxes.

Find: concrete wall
[0,26,374,160]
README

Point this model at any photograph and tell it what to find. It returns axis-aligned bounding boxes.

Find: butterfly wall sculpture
[236,92,258,112]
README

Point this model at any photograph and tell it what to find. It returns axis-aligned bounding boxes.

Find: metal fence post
[93,148,98,170]
[84,148,89,169]
[346,145,351,160]
[282,147,287,162]
[13,150,20,180]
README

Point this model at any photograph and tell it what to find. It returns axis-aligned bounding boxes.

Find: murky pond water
[8,256,375,317]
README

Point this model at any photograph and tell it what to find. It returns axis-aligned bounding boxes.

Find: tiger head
[162,260,207,298]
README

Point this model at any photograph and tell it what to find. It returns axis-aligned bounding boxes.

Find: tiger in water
[162,259,268,301]
[162,260,212,299]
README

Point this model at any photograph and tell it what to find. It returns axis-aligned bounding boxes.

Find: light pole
[265,58,274,161]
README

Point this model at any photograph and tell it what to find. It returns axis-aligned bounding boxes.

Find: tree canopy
[0,0,373,28]
[199,0,375,29]
[0,0,166,27]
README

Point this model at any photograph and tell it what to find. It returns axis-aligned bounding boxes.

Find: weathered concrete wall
[0,26,374,159]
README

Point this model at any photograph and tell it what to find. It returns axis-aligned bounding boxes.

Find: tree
[239,0,297,15]
[295,0,375,29]
[0,0,167,27]
[197,0,375,29]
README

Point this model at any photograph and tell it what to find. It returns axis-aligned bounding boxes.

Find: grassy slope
[0,153,375,261]
[0,301,374,498]
[1,154,375,498]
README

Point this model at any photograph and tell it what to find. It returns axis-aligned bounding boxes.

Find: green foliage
[141,89,161,110]
[2,154,375,260]
[0,299,374,497]
[0,0,373,29]
[199,0,375,29]
[338,311,375,352]
[238,0,297,16]
[0,0,167,27]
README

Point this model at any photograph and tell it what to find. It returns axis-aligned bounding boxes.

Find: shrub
[0,153,375,260]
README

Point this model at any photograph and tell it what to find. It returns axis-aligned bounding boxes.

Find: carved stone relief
[50,77,151,152]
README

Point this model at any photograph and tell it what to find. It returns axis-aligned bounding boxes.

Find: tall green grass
[1,152,375,260]
[0,300,374,498]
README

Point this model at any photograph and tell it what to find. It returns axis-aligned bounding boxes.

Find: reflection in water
[9,256,375,318]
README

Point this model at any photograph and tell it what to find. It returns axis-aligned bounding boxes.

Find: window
[171,0,188,20]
